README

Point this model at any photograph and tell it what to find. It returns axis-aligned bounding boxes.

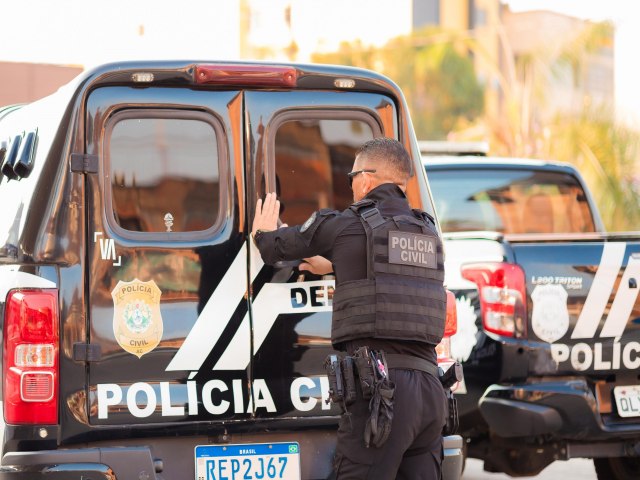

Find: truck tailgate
[510,237,640,376]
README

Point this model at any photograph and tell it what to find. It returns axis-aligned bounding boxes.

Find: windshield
[426,168,596,234]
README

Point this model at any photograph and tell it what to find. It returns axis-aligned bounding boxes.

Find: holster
[323,354,357,406]
[323,354,344,404]
[440,362,463,436]
[442,389,459,436]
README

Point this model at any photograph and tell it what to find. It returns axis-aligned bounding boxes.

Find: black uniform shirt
[255,183,438,364]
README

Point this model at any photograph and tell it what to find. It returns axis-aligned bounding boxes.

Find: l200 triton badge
[111,279,164,358]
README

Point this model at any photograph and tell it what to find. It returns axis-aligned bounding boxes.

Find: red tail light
[461,262,527,337]
[194,65,298,87]
[437,290,458,362]
[3,289,59,424]
[444,290,457,337]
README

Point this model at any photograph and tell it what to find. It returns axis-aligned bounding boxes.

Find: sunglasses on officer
[347,169,377,188]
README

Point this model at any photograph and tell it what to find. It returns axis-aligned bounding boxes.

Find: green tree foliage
[462,19,640,232]
[312,29,484,140]
[548,107,640,232]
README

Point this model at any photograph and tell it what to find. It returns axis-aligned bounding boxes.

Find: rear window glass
[109,116,220,233]
[426,168,595,234]
[274,118,376,226]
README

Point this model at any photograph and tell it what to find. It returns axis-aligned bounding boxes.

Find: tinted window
[109,117,219,233]
[427,168,595,234]
[275,119,375,226]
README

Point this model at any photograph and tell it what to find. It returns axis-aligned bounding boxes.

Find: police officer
[252,138,447,480]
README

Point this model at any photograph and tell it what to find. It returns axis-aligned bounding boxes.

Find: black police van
[0,61,462,480]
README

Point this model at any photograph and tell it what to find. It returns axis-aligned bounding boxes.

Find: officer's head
[350,138,412,202]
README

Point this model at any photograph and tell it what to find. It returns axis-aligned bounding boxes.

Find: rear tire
[594,457,640,480]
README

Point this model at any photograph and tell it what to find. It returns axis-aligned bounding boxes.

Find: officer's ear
[363,171,377,194]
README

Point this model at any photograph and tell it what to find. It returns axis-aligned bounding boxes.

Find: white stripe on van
[571,242,625,339]
[213,279,333,371]
[600,254,640,338]
[165,244,251,371]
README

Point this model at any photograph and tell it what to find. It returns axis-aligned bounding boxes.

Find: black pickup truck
[0,61,462,480]
[423,149,640,479]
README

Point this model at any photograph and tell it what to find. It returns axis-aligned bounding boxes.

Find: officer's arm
[253,210,340,265]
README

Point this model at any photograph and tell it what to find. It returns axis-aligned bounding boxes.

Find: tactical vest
[331,200,446,347]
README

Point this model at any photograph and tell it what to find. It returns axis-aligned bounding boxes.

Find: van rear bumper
[479,379,640,440]
[0,463,114,479]
[1,436,464,480]
[1,446,157,480]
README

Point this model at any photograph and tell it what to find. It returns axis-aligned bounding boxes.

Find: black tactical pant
[334,368,447,480]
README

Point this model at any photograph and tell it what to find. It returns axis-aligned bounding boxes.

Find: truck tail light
[461,262,527,338]
[3,289,59,424]
[436,290,458,362]
[194,64,298,87]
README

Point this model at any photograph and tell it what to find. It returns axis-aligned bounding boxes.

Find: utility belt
[324,348,463,447]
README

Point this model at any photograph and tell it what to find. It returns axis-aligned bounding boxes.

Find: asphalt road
[464,458,597,479]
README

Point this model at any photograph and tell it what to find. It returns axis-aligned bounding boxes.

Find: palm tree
[457,18,640,231]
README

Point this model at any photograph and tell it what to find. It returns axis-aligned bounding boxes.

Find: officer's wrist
[253,229,273,242]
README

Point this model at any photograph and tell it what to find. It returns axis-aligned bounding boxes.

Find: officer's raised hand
[252,192,280,236]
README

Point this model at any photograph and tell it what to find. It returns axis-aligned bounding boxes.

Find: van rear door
[84,86,249,426]
[243,91,398,420]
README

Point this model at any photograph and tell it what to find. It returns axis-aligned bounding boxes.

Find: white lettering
[551,344,570,364]
[232,379,244,414]
[391,236,399,248]
[202,380,230,414]
[571,343,593,371]
[623,342,640,369]
[99,237,116,260]
[96,377,333,419]
[552,341,640,372]
[594,343,611,370]
[401,251,409,261]
[160,382,185,416]
[252,379,276,412]
[187,380,198,415]
[291,377,317,411]
[97,383,122,419]
[127,382,156,418]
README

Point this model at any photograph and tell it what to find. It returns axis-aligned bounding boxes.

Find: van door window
[274,118,375,225]
[107,113,221,234]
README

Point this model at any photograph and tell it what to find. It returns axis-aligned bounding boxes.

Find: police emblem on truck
[111,279,164,358]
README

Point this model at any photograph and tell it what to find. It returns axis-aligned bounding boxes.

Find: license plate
[195,442,301,480]
[613,385,640,418]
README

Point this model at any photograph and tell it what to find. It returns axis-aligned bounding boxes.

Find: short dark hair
[356,137,413,179]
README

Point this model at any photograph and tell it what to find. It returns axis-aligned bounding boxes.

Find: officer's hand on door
[300,256,333,275]
[252,192,280,236]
